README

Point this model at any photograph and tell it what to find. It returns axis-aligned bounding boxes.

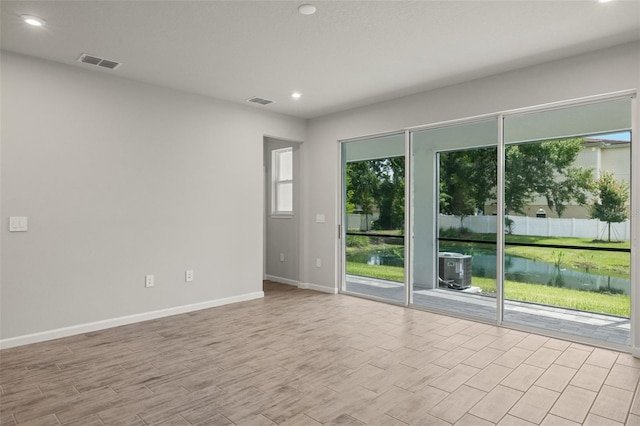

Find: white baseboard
[299,282,338,294]
[0,291,264,350]
[263,275,338,295]
[264,274,299,287]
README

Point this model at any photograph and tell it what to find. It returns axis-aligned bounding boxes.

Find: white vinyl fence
[347,213,380,231]
[439,214,631,240]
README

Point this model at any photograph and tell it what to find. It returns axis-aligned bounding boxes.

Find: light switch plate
[9,216,28,232]
[315,214,325,223]
[145,275,155,288]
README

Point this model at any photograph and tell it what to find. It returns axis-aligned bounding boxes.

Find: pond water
[348,250,404,268]
[349,247,630,295]
[474,253,630,295]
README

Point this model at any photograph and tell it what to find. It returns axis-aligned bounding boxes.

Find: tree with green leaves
[346,158,405,231]
[439,148,492,229]
[372,157,405,230]
[439,138,593,225]
[346,161,378,230]
[350,138,593,234]
[504,138,592,217]
[589,171,629,242]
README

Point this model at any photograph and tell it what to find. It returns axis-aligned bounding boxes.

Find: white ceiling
[2,1,639,119]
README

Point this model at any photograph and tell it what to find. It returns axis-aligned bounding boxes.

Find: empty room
[2,1,640,425]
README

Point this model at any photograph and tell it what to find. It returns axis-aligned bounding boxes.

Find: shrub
[439,226,473,238]
[346,235,369,248]
[505,217,515,234]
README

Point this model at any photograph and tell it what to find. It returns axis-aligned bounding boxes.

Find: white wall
[304,41,639,293]
[0,52,306,345]
[2,41,639,348]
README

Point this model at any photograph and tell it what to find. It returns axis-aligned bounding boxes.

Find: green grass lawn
[473,277,629,317]
[508,235,629,277]
[447,233,630,249]
[346,262,630,317]
[346,233,630,317]
[346,261,404,282]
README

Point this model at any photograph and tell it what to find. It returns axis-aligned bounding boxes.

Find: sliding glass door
[341,133,406,303]
[412,120,499,321]
[340,94,634,348]
[501,98,632,345]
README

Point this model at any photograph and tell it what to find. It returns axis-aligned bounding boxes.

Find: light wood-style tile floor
[2,281,640,425]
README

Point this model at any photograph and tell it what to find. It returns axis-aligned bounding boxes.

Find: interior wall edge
[263,274,299,287]
[298,282,338,294]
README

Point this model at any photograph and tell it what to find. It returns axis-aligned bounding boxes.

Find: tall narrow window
[272,147,293,215]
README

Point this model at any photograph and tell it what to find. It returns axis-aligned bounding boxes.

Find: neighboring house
[522,137,631,219]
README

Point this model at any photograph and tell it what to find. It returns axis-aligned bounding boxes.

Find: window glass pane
[342,133,406,303]
[344,133,405,162]
[272,147,293,214]
[413,119,498,151]
[503,99,632,346]
[278,149,293,181]
[277,182,293,212]
[505,98,632,144]
[412,119,498,322]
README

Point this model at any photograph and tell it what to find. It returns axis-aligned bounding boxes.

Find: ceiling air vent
[77,53,121,70]
[246,96,274,106]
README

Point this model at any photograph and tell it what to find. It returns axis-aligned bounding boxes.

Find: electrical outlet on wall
[279,253,285,262]
[316,258,322,268]
[185,270,194,282]
[9,216,28,232]
[145,275,154,288]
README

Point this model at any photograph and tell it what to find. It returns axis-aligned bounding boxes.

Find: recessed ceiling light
[21,15,46,27]
[598,0,613,3]
[291,92,302,99]
[298,4,316,15]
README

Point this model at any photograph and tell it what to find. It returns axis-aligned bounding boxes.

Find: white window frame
[271,147,294,217]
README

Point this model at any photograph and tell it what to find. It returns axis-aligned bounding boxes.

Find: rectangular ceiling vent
[77,53,121,70]
[246,96,274,106]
